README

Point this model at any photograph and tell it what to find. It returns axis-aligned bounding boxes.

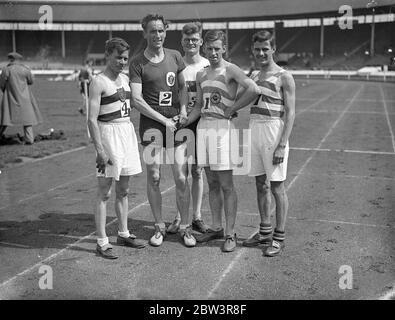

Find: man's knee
[271,181,286,196]
[191,165,203,180]
[174,174,187,190]
[148,171,161,187]
[98,189,111,202]
[115,186,129,200]
[255,175,270,195]
[207,179,221,192]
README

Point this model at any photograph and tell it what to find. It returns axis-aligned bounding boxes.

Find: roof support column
[12,29,16,52]
[320,17,324,57]
[61,29,66,58]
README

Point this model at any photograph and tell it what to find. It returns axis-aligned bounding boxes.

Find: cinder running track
[0,80,394,300]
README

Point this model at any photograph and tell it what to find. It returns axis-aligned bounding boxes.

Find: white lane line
[3,145,89,171]
[290,147,395,156]
[287,217,394,230]
[0,242,32,249]
[296,84,348,115]
[0,184,176,292]
[308,109,395,115]
[0,173,95,212]
[160,205,395,230]
[380,86,395,152]
[207,85,364,299]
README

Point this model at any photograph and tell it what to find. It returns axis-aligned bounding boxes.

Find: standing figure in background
[78,58,94,115]
[0,52,43,145]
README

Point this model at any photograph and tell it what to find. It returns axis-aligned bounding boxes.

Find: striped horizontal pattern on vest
[97,74,131,122]
[200,68,236,119]
[250,70,285,120]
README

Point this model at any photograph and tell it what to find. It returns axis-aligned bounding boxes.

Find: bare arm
[273,72,296,165]
[225,65,260,118]
[178,70,188,124]
[130,82,176,131]
[87,77,112,173]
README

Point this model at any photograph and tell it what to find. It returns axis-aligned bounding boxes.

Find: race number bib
[187,93,197,114]
[159,91,172,106]
[120,102,130,117]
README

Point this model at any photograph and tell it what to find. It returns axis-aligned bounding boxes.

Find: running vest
[97,73,131,122]
[200,67,237,119]
[183,57,210,114]
[250,69,285,120]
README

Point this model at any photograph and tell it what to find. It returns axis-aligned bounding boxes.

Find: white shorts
[248,119,289,181]
[97,121,142,180]
[196,118,237,171]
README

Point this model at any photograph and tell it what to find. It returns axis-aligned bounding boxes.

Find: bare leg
[255,175,272,225]
[204,167,223,230]
[114,175,130,233]
[146,161,163,224]
[96,177,113,238]
[191,164,204,220]
[217,170,237,236]
[271,181,288,232]
[172,143,190,226]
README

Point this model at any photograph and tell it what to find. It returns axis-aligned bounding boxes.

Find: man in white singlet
[235,30,296,257]
[167,21,210,235]
[88,38,147,259]
[186,30,260,252]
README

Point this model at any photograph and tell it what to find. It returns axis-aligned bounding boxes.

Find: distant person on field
[88,38,146,260]
[0,52,43,145]
[78,58,94,115]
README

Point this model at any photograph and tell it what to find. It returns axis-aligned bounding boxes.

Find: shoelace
[272,240,281,249]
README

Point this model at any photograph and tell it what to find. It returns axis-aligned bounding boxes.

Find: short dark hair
[182,21,203,36]
[141,13,169,31]
[105,38,130,55]
[252,30,275,48]
[204,30,227,46]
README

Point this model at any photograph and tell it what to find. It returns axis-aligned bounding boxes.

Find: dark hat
[7,52,23,60]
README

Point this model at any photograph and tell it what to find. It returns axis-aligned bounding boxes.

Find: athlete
[167,21,210,235]
[88,38,147,259]
[237,30,296,257]
[130,14,195,247]
[186,30,260,252]
[78,58,94,115]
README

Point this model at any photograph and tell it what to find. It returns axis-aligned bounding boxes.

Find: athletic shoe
[96,244,118,259]
[263,240,285,257]
[149,224,166,247]
[192,219,208,233]
[116,234,147,249]
[195,228,224,243]
[242,232,272,247]
[180,226,196,247]
[222,234,237,252]
[167,218,181,234]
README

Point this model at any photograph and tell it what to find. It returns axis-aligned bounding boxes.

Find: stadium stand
[0,0,394,72]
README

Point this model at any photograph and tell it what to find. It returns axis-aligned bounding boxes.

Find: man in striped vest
[185,30,260,252]
[241,30,296,256]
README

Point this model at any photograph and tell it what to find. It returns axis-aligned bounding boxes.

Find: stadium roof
[1,0,394,22]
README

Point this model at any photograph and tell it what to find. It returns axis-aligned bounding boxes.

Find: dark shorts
[139,106,184,148]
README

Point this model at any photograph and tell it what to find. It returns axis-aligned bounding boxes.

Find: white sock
[97,237,109,247]
[179,224,189,231]
[118,230,130,238]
